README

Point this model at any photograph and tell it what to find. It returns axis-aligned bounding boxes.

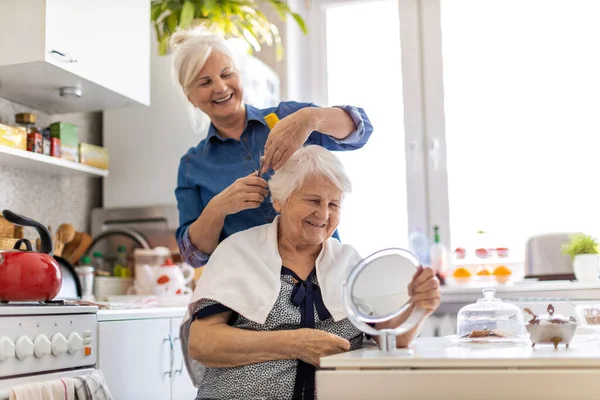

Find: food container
[50,122,79,162]
[575,304,600,340]
[93,276,133,301]
[576,304,600,326]
[79,143,109,169]
[524,304,578,349]
[456,288,527,341]
[0,123,27,150]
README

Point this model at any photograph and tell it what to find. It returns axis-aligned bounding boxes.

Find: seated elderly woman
[180,145,440,400]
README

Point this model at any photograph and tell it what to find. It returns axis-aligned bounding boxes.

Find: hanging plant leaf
[166,10,180,33]
[264,0,287,20]
[151,3,163,21]
[200,0,216,16]
[179,1,195,29]
[150,0,308,58]
[158,35,169,56]
[239,21,261,52]
[291,12,307,34]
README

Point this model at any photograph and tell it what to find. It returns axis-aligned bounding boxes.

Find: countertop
[440,280,600,305]
[97,306,187,322]
[320,336,600,369]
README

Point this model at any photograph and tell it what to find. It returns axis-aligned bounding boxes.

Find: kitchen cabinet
[0,0,150,114]
[97,309,197,400]
[318,337,600,400]
[170,319,198,400]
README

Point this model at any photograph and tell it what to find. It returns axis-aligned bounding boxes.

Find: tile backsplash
[0,97,102,240]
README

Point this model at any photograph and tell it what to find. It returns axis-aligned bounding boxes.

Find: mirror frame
[342,248,426,352]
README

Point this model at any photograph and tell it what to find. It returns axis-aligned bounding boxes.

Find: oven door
[0,368,96,399]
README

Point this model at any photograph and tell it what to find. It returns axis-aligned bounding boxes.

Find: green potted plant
[561,233,600,282]
[151,0,308,58]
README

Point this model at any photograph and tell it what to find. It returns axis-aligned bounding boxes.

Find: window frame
[305,0,441,247]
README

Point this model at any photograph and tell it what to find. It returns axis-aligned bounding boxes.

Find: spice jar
[41,127,51,156]
[16,113,42,154]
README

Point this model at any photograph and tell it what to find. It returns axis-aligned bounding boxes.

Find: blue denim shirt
[175,101,373,267]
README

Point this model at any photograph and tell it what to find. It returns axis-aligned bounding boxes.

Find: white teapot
[137,258,194,296]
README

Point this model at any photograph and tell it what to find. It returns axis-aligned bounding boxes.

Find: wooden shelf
[0,145,108,177]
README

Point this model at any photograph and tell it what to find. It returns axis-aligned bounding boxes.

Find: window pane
[441,0,600,263]
[326,0,409,256]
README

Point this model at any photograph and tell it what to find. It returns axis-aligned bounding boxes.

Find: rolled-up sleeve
[175,152,210,268]
[302,103,373,151]
[178,226,210,268]
[329,105,372,146]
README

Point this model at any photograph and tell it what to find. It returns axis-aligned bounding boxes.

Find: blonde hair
[169,27,239,133]
[270,145,352,205]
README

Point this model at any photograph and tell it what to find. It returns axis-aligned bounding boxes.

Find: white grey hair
[269,145,352,204]
[169,27,239,134]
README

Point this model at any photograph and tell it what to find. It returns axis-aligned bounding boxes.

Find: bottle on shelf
[430,225,450,281]
[113,245,131,278]
[409,229,430,266]
[91,251,111,277]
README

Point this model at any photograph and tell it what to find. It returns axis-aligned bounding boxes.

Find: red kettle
[0,210,62,302]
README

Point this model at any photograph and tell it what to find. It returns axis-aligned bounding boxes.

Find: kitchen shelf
[0,145,108,177]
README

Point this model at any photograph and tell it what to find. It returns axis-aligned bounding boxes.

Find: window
[432,0,600,262]
[324,0,411,256]
[309,0,598,269]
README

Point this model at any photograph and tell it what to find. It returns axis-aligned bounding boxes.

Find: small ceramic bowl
[526,323,578,349]
[524,304,578,349]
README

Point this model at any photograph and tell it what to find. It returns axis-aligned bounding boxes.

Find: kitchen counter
[437,280,600,316]
[321,336,600,369]
[442,280,600,299]
[97,306,187,322]
[317,336,600,399]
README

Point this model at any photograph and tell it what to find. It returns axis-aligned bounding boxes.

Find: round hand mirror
[342,248,426,352]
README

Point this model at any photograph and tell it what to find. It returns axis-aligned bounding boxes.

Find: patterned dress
[191,267,364,400]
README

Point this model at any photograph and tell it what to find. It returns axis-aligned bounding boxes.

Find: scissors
[256,150,265,176]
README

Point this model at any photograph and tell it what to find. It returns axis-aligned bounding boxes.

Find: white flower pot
[573,254,600,282]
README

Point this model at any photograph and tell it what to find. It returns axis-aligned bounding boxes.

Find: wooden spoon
[56,224,76,244]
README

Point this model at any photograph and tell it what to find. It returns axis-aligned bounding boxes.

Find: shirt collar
[207,104,268,141]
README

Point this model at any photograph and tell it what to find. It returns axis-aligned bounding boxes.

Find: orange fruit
[453,267,472,278]
[493,265,512,276]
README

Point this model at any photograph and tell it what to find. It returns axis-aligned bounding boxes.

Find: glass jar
[15,113,42,154]
[456,288,526,338]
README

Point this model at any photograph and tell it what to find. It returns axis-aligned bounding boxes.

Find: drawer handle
[49,49,77,63]
[163,336,173,378]
[173,337,183,376]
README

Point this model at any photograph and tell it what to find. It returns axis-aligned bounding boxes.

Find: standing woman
[172,27,374,267]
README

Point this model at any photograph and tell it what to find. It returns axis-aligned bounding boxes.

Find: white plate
[445,334,531,345]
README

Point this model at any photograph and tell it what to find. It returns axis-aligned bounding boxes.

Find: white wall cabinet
[98,316,197,400]
[0,0,150,113]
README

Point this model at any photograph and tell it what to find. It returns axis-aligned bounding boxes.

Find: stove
[0,302,98,385]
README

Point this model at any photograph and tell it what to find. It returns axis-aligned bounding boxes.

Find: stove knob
[67,332,84,354]
[34,335,52,358]
[15,336,34,360]
[51,333,68,356]
[0,336,16,362]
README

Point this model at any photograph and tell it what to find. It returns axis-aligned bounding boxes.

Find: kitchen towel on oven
[8,378,75,400]
[73,370,113,400]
